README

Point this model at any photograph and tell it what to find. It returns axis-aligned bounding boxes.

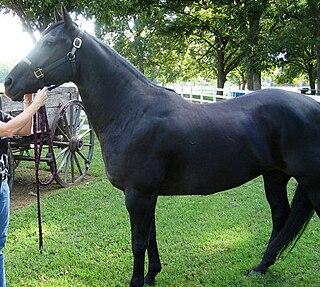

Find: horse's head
[5,5,82,101]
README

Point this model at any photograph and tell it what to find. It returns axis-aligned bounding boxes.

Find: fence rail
[167,84,251,103]
[167,84,320,103]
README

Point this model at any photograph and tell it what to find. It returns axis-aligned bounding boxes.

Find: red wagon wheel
[49,99,94,187]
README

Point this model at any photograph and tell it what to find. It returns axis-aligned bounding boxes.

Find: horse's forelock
[41,20,80,37]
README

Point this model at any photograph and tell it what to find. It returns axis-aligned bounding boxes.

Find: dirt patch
[10,166,62,212]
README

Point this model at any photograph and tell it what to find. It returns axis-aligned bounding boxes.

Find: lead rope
[33,105,57,253]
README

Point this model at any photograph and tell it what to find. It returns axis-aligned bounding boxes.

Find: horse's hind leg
[306,190,320,217]
[249,170,290,276]
[144,214,162,285]
[250,183,314,275]
[263,170,291,244]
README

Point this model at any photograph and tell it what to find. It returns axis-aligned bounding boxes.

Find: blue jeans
[0,179,9,287]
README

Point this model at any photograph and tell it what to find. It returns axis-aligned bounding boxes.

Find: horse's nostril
[4,76,13,87]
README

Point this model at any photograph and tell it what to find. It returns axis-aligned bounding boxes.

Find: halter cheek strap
[22,29,84,87]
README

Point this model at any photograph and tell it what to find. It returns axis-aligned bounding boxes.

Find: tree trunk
[308,68,316,94]
[216,50,227,95]
[316,46,320,94]
[247,70,261,90]
[244,1,268,91]
[307,0,320,94]
[241,74,247,90]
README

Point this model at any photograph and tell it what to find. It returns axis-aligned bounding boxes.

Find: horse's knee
[132,241,148,257]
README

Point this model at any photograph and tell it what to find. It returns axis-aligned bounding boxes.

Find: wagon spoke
[70,152,75,182]
[64,152,71,182]
[78,128,93,139]
[52,141,70,147]
[71,106,81,136]
[76,150,91,164]
[74,153,84,175]
[55,146,69,160]
[57,149,70,173]
[78,114,88,130]
[74,106,82,129]
[56,123,70,141]
[62,113,72,138]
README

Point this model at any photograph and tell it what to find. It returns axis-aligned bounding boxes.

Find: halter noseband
[23,29,84,87]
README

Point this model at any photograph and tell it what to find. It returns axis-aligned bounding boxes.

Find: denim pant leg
[0,179,10,287]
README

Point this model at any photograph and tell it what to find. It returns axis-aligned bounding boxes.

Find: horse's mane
[92,36,154,86]
[41,20,79,36]
[41,20,65,36]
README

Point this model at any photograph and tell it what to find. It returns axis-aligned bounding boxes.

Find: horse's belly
[159,159,262,196]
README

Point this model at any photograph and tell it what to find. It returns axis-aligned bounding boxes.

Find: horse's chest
[102,139,155,189]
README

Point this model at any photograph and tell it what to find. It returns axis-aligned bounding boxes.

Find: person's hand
[32,87,48,108]
[23,93,33,104]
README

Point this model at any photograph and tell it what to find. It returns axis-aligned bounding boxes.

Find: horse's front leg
[145,214,162,285]
[125,190,157,287]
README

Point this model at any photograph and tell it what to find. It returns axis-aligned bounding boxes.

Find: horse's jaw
[4,86,25,101]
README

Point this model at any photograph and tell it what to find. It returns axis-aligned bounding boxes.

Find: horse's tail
[266,187,314,260]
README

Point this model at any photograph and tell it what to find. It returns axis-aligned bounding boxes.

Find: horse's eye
[46,40,54,47]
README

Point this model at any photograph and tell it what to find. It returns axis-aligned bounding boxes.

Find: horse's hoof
[144,276,155,285]
[247,269,264,277]
[144,270,160,285]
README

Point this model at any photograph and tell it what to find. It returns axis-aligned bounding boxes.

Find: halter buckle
[73,37,82,49]
[34,68,44,79]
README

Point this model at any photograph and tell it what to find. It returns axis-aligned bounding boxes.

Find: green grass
[5,145,319,287]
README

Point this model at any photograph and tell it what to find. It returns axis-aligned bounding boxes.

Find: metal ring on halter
[67,52,76,61]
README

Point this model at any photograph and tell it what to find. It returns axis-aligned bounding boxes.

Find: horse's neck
[75,36,152,134]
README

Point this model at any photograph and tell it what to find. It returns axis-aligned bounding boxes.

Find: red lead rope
[33,105,57,253]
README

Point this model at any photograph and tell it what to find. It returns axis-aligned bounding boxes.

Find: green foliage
[0,60,14,82]
[268,0,317,88]
[0,1,84,35]
[2,0,320,87]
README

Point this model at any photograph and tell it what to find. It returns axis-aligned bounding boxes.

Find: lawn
[6,144,319,287]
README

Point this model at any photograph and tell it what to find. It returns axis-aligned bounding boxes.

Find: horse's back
[157,88,320,194]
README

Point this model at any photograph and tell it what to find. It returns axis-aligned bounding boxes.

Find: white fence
[167,84,320,103]
[167,84,251,103]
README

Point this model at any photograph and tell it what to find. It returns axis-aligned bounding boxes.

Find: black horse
[4,6,319,287]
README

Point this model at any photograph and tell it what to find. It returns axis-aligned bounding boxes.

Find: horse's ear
[54,6,63,22]
[61,4,74,29]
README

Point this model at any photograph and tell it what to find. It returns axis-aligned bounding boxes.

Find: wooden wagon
[0,86,95,189]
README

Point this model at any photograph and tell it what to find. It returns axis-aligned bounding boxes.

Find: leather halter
[22,29,84,87]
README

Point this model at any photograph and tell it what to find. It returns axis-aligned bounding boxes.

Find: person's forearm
[15,100,34,136]
[5,100,41,136]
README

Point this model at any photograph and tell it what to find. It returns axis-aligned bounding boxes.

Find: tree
[87,0,246,87]
[233,0,271,90]
[2,0,317,90]
[267,0,317,91]
[0,1,82,40]
[93,7,189,84]
[0,60,13,82]
[306,0,320,91]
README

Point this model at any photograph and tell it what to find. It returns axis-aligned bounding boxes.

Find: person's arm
[0,87,48,137]
[17,93,36,136]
